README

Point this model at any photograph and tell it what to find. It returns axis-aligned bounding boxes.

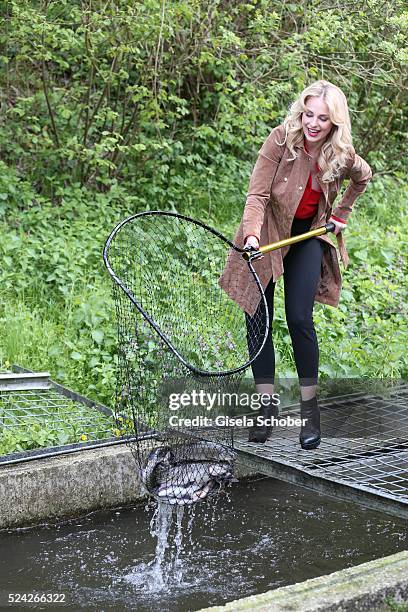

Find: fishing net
[103,211,268,505]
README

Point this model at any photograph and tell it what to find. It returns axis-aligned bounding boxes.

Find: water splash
[148,501,174,589]
[172,505,185,583]
[186,505,195,546]
[123,500,199,592]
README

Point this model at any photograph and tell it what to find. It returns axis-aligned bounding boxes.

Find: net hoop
[103,210,269,377]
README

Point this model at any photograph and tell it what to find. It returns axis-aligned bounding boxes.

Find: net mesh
[104,212,267,505]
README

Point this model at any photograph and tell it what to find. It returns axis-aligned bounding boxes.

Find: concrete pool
[1,477,407,611]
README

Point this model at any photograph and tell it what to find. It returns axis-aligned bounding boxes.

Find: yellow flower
[113,428,121,437]
[80,434,87,441]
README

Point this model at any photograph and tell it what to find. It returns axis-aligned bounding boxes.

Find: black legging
[246,217,324,387]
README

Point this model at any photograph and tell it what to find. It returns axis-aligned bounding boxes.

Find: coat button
[284,177,288,181]
[299,186,302,190]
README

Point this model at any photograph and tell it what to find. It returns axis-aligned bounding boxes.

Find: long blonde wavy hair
[280,80,353,183]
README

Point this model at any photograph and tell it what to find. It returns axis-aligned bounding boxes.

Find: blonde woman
[219,80,372,448]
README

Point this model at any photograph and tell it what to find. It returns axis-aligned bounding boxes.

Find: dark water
[0,478,406,611]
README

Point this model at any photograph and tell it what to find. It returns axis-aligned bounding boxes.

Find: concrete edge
[199,549,408,611]
[0,445,144,529]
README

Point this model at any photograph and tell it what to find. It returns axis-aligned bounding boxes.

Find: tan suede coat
[219,124,372,316]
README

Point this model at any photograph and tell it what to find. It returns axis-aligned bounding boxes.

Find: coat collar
[294,135,311,151]
[303,137,321,172]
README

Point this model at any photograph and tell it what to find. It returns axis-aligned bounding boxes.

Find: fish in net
[103,211,335,505]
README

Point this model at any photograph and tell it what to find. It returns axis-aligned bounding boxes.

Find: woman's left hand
[329,216,347,236]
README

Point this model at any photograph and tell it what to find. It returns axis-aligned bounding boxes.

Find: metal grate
[235,384,408,509]
[0,366,118,465]
[1,388,112,438]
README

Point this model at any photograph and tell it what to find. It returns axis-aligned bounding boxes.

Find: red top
[294,171,322,219]
[244,139,346,243]
[294,139,322,219]
[294,139,346,224]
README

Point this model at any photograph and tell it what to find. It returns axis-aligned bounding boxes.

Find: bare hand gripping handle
[242,222,336,261]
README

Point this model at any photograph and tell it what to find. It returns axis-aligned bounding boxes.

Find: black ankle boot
[248,398,279,443]
[300,397,321,450]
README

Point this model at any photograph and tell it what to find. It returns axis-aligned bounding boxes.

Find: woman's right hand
[244,235,260,251]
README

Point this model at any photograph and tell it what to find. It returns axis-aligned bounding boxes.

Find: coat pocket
[329,243,342,286]
[316,241,341,300]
